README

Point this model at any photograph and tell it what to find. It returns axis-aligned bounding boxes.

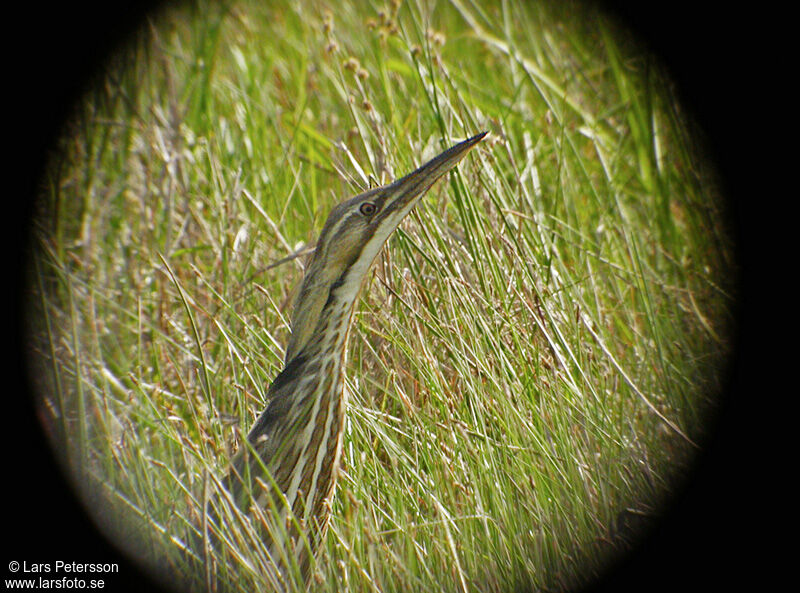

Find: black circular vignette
[8,1,762,592]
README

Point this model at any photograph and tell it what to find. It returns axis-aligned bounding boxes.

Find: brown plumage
[218,132,486,581]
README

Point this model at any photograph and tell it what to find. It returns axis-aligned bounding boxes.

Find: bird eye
[359,202,376,216]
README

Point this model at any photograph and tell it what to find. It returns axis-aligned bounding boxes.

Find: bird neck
[302,294,356,367]
[289,270,365,373]
[277,276,361,529]
[286,251,371,366]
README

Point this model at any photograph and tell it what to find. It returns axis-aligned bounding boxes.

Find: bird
[215,131,486,582]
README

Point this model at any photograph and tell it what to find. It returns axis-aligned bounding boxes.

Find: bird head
[285,131,486,363]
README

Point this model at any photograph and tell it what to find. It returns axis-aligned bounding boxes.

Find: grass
[26,0,735,591]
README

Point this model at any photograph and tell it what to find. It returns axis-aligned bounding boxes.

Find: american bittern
[218,132,486,580]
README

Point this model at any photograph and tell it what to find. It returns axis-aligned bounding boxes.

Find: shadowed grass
[26,0,734,591]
